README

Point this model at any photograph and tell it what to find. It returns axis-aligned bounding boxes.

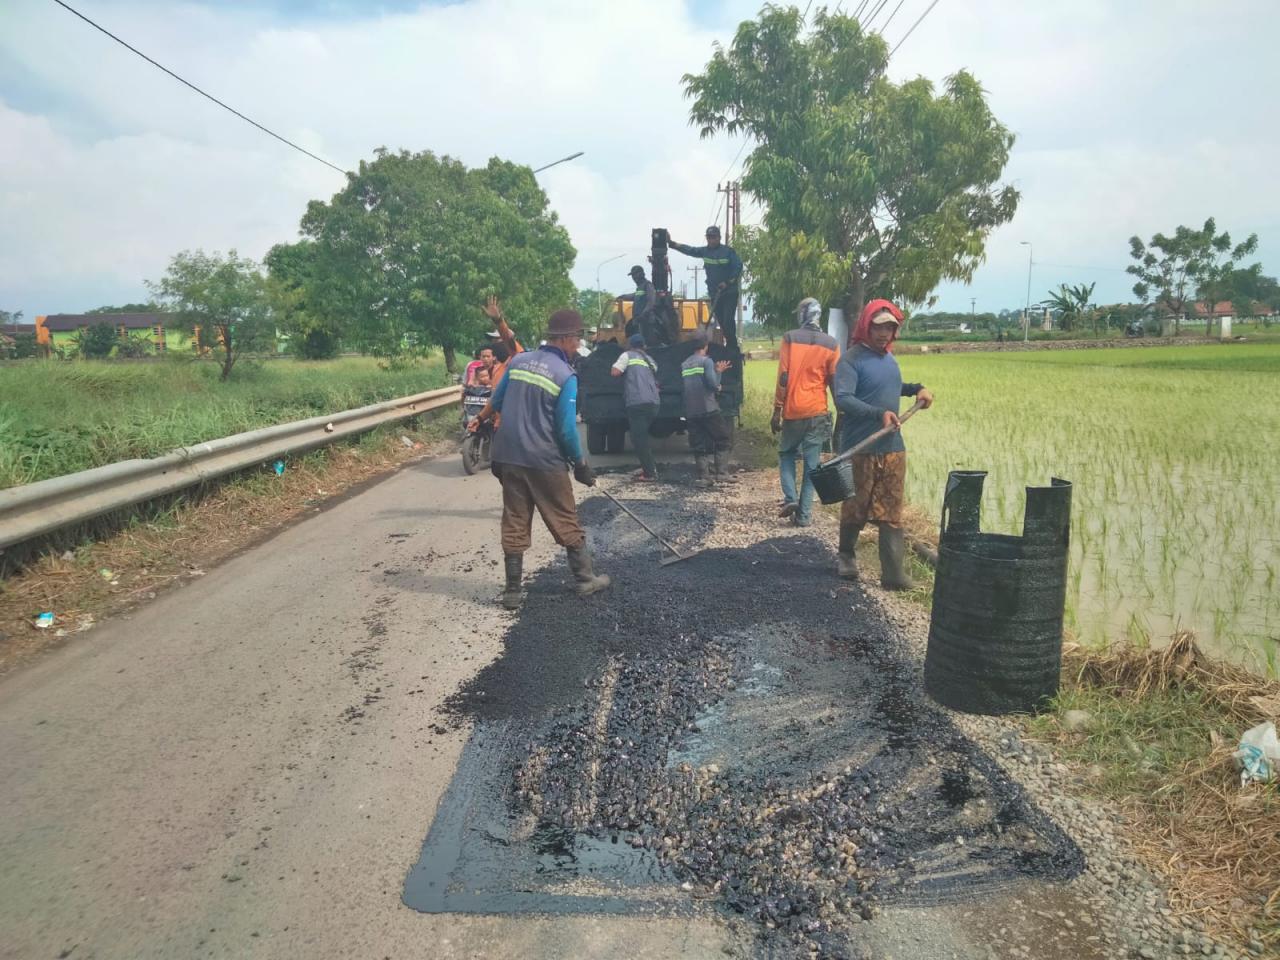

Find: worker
[680,334,733,488]
[618,266,664,347]
[771,297,839,527]
[488,303,610,611]
[833,299,934,589]
[610,333,661,482]
[667,225,743,353]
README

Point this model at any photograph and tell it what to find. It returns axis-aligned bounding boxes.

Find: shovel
[597,487,703,567]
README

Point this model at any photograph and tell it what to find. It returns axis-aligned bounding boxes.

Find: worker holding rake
[833,299,933,589]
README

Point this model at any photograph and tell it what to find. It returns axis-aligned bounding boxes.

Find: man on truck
[667,225,743,353]
[618,265,663,347]
[488,306,610,611]
[771,297,839,527]
[681,334,734,488]
[833,299,934,590]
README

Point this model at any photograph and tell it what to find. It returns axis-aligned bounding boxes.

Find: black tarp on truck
[576,340,744,455]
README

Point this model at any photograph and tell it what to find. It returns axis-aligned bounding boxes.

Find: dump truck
[577,228,744,455]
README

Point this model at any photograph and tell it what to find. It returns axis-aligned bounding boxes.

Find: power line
[50,0,347,175]
[707,136,751,226]
[889,0,942,56]
[863,0,891,29]
[877,0,908,32]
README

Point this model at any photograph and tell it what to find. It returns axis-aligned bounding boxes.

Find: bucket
[811,457,856,504]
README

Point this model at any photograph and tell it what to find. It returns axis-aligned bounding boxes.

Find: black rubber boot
[713,451,738,483]
[878,525,914,591]
[837,522,864,580]
[694,456,713,488]
[500,554,523,610]
[566,546,611,597]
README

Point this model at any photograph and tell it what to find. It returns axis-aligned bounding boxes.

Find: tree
[683,6,1018,322]
[734,225,846,332]
[576,288,619,327]
[0,308,23,327]
[299,149,575,372]
[149,250,273,381]
[72,321,119,359]
[1041,282,1095,334]
[86,303,157,314]
[265,241,342,360]
[1127,218,1258,335]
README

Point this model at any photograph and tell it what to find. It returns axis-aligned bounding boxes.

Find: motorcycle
[460,387,493,475]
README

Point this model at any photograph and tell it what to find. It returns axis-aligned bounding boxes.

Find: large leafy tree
[1127,218,1258,335]
[264,240,342,360]
[149,250,273,381]
[684,6,1018,323]
[734,225,846,332]
[298,149,575,371]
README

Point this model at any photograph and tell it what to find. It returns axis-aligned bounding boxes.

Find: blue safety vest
[492,348,576,471]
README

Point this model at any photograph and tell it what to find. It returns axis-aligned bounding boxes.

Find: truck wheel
[605,423,627,454]
[587,422,608,456]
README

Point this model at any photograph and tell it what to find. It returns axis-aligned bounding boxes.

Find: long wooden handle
[599,488,686,557]
[825,398,925,469]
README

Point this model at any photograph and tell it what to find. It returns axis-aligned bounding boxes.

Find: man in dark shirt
[681,334,733,488]
[618,266,664,346]
[668,226,743,353]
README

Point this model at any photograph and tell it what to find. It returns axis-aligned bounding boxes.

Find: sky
[2,0,1279,322]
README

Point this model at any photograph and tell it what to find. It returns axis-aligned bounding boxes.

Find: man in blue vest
[668,225,743,353]
[681,334,733,488]
[610,333,661,482]
[489,305,610,611]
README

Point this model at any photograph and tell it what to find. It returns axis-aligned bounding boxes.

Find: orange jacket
[774,327,838,419]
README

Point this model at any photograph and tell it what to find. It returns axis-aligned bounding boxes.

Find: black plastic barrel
[924,471,1072,715]
[811,457,856,504]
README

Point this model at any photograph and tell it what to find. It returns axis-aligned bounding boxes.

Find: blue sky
[3,0,1279,321]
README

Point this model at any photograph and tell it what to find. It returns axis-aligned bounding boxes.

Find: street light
[596,253,626,320]
[532,151,584,174]
[1020,241,1033,342]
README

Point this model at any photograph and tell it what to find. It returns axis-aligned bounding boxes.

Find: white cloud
[2,0,1278,317]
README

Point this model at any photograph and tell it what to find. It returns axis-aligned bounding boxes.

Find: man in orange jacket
[771,297,839,527]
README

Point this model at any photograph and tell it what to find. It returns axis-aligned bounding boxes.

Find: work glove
[573,460,597,487]
[770,409,783,435]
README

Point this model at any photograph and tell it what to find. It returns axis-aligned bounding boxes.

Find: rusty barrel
[924,471,1072,715]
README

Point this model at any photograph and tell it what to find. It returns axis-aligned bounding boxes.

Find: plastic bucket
[811,457,856,504]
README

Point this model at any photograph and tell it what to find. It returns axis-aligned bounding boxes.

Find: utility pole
[970,297,976,317]
[688,265,701,300]
[716,180,745,342]
[1019,241,1033,342]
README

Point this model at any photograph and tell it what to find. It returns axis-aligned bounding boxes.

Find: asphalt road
[0,451,1106,960]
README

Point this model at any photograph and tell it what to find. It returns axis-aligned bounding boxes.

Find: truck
[576,228,744,455]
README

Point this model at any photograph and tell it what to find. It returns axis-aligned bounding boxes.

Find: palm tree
[1041,282,1096,335]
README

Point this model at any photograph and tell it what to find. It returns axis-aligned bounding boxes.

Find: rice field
[744,343,1280,672]
[0,357,448,489]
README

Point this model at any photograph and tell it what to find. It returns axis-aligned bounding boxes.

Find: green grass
[742,342,1280,670]
[0,356,448,489]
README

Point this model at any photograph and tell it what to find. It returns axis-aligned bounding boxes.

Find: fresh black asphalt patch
[404,491,1084,957]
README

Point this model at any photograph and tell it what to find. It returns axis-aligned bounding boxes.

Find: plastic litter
[99,568,113,580]
[400,435,415,448]
[273,460,286,476]
[35,612,54,629]
[1234,721,1280,786]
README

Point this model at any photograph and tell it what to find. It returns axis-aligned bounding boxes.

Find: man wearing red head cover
[832,299,934,588]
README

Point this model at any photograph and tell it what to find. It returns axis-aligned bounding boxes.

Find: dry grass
[1043,632,1280,949]
[0,419,451,676]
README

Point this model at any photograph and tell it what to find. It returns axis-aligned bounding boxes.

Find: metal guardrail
[0,385,461,551]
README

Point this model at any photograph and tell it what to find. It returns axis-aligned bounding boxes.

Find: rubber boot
[878,524,914,591]
[500,554,524,610]
[837,522,863,580]
[694,456,714,488]
[566,546,611,597]
[713,451,739,483]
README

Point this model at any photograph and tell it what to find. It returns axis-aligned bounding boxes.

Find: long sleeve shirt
[833,344,923,455]
[491,350,583,463]
[618,280,657,320]
[670,242,743,294]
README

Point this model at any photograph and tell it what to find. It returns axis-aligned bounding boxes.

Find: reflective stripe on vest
[508,368,562,397]
[628,358,653,368]
[682,366,704,377]
[702,258,730,266]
